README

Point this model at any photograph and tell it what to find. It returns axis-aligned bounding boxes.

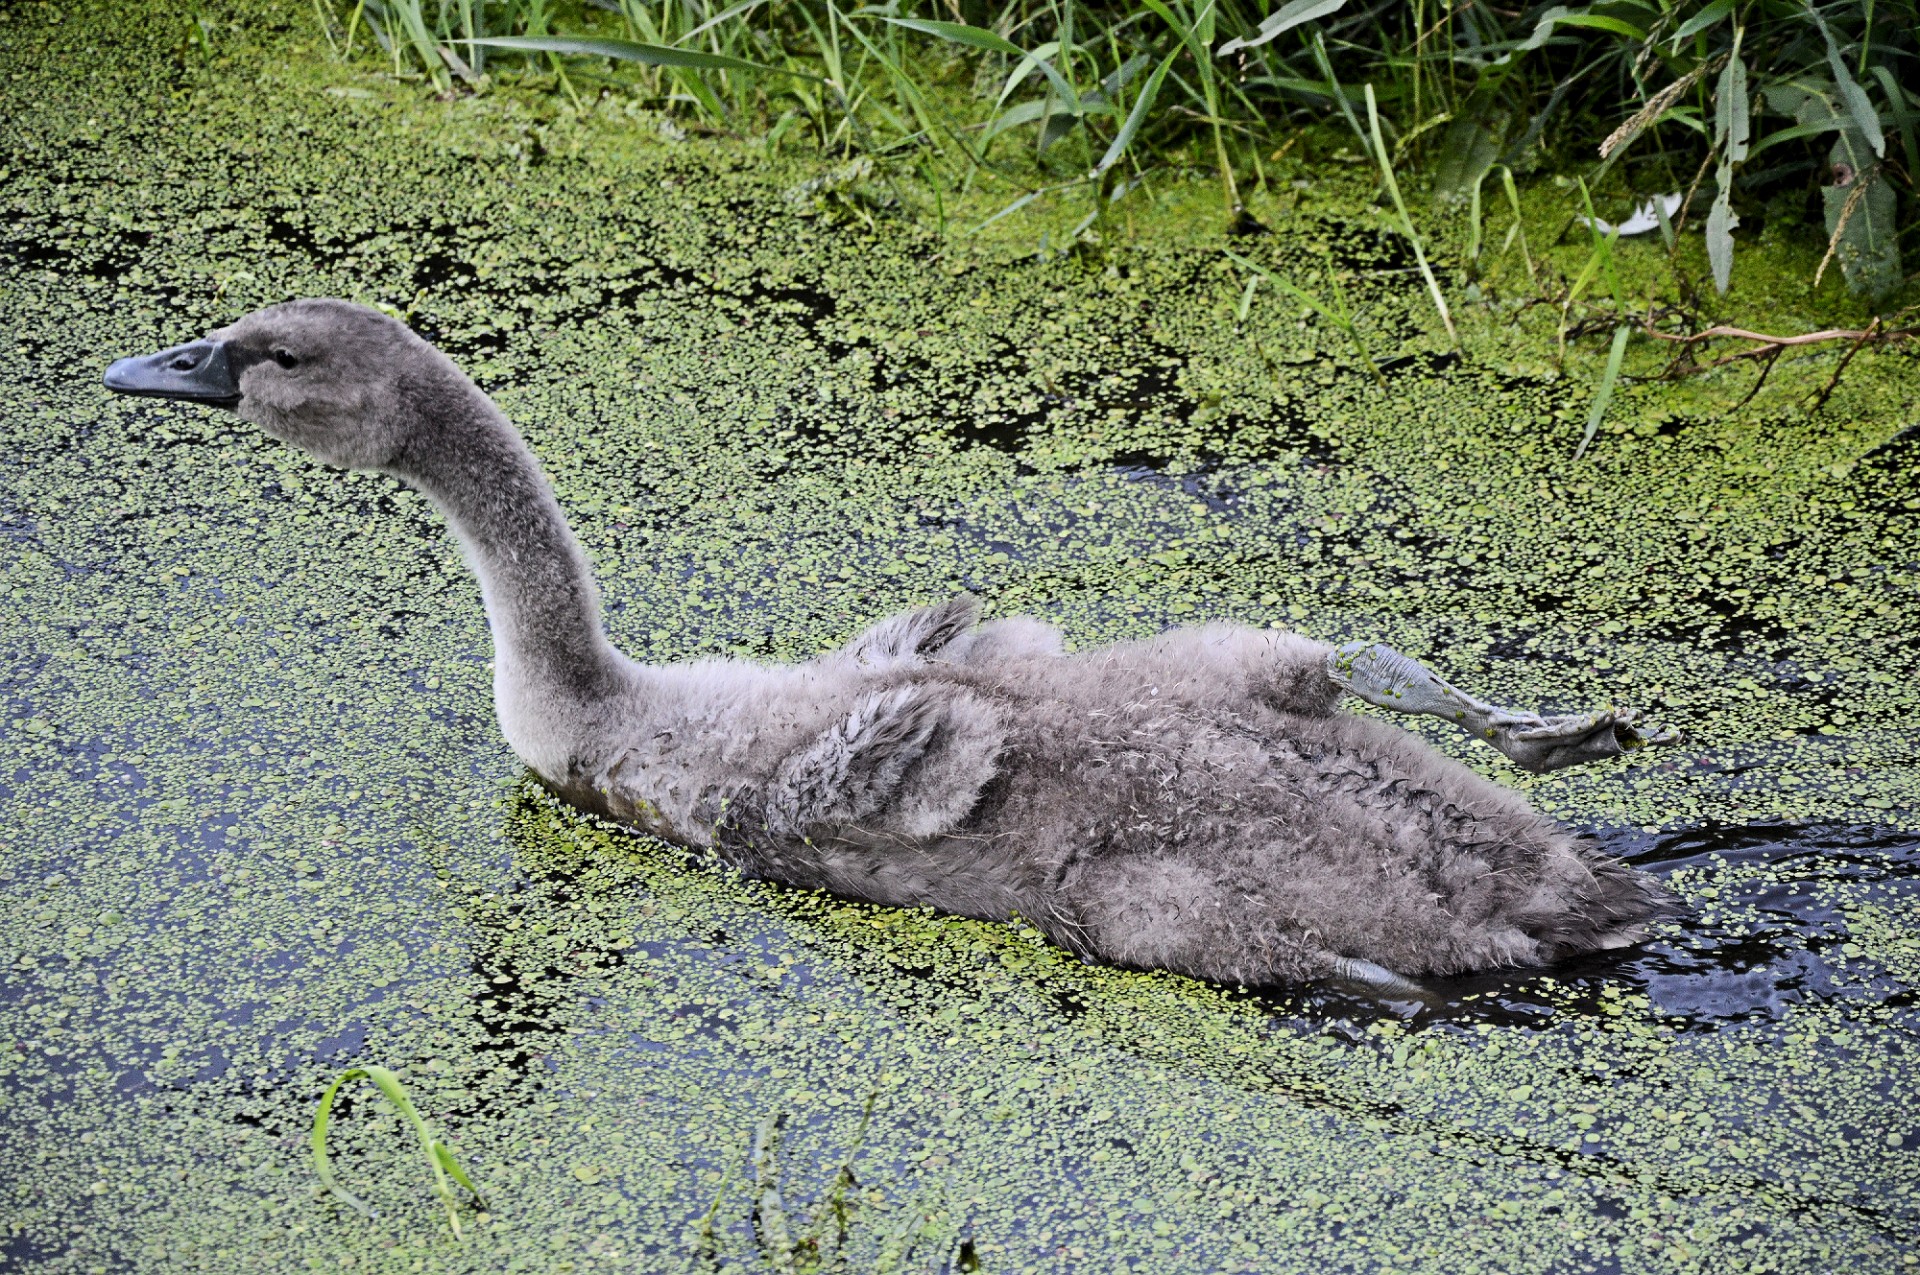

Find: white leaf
[1578,192,1683,236]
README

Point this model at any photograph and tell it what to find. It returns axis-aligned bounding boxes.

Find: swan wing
[830,595,980,671]
[759,682,1004,840]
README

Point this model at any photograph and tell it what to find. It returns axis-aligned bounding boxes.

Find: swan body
[105,299,1674,988]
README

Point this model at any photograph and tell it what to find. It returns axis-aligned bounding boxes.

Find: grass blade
[1139,0,1235,208]
[751,1114,797,1273]
[1226,249,1384,387]
[680,0,769,46]
[1573,177,1627,307]
[1219,0,1348,55]
[1236,271,1260,323]
[463,35,817,80]
[1308,32,1369,149]
[310,1065,483,1238]
[1364,85,1458,349]
[881,18,1080,112]
[386,0,450,91]
[966,188,1045,235]
[1091,48,1175,179]
[1495,166,1535,283]
[311,1071,378,1220]
[1575,324,1631,460]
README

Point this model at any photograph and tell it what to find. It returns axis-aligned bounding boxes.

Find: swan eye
[271,348,300,369]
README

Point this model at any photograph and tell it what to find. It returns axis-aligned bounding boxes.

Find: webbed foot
[1477,706,1678,774]
[1328,641,1678,774]
[1329,956,1433,1001]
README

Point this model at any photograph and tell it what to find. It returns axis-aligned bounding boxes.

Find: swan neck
[391,375,622,702]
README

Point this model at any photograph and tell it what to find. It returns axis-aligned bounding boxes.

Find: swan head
[104,299,431,471]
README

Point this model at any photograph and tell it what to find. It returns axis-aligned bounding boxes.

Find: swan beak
[103,340,242,409]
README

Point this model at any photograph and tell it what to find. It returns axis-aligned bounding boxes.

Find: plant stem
[1364,85,1458,350]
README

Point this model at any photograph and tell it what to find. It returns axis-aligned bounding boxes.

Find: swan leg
[1329,956,1433,1000]
[1327,642,1677,774]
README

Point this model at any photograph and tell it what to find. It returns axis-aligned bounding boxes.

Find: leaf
[1552,13,1646,41]
[1432,117,1503,197]
[1091,49,1177,179]
[1708,35,1747,291]
[462,35,812,79]
[1706,170,1736,294]
[1575,325,1631,460]
[1218,0,1349,55]
[1807,5,1885,157]
[1669,0,1733,48]
[1868,62,1919,159]
[1714,52,1749,163]
[1822,161,1901,301]
[1773,76,1838,127]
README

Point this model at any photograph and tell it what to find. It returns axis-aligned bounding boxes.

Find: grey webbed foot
[1475,705,1678,773]
[1329,956,1433,1001]
[1327,641,1678,774]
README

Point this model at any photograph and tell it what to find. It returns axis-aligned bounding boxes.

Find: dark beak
[103,340,242,409]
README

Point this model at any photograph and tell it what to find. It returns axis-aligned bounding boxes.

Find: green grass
[677,1095,970,1273]
[310,1065,486,1238]
[314,1,1915,305]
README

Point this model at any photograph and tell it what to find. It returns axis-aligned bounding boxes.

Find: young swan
[105,299,1677,992]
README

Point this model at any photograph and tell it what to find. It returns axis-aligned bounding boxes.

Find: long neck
[389,370,626,708]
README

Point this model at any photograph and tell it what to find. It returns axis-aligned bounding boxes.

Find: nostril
[170,354,199,371]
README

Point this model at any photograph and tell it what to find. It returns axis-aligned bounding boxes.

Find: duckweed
[1,1,1915,1272]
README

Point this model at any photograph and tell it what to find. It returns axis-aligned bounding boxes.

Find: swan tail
[1526,844,1678,960]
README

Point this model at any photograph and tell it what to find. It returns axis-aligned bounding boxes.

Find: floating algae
[1,1,1917,1271]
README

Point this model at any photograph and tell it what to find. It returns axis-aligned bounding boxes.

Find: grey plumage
[105,298,1674,988]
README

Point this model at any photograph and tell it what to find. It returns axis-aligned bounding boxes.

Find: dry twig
[1638,314,1918,409]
